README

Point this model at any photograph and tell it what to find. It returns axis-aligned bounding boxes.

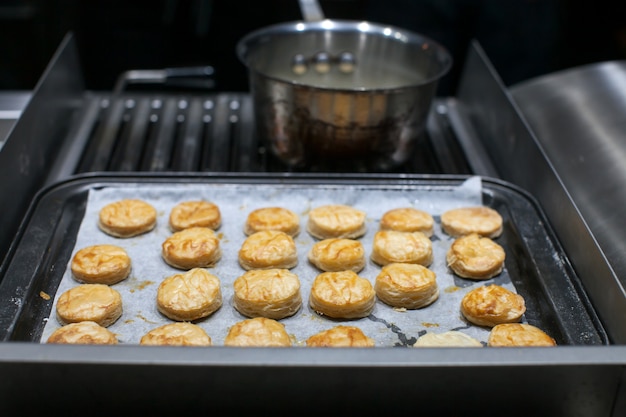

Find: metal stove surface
[50,92,473,182]
[1,33,625,417]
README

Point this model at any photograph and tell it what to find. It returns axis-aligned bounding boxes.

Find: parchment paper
[40,176,518,346]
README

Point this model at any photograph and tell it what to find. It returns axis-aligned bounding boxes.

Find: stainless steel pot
[236,2,452,169]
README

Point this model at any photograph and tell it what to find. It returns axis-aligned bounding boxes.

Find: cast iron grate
[71,93,471,175]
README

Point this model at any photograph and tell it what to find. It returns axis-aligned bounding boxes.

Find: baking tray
[0,172,605,345]
[0,173,621,417]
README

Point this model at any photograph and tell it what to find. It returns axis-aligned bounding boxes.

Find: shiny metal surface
[456,42,626,344]
[237,19,452,169]
[298,0,325,22]
[510,61,626,338]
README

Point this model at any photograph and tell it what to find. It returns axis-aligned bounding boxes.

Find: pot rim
[236,19,453,93]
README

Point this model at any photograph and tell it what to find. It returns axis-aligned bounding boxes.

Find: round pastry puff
[307,204,367,240]
[169,200,222,232]
[46,321,118,345]
[379,208,434,237]
[157,268,222,321]
[460,284,526,328]
[306,325,375,347]
[308,238,365,273]
[488,323,557,347]
[98,199,157,238]
[70,244,131,285]
[56,284,123,327]
[309,270,376,319]
[245,207,300,237]
[140,322,213,347]
[224,317,292,347]
[162,227,221,270]
[370,230,433,267]
[446,233,506,280]
[374,263,439,309]
[233,269,302,320]
[413,331,482,347]
[238,230,298,270]
[441,206,503,238]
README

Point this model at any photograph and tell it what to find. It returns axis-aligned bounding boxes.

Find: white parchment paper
[40,176,517,346]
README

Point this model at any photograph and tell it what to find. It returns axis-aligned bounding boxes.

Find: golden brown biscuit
[140,322,213,346]
[380,208,434,237]
[169,200,221,231]
[374,263,439,309]
[223,317,292,347]
[162,227,221,269]
[460,284,526,327]
[308,238,365,273]
[245,207,300,237]
[157,268,222,321]
[71,244,131,285]
[238,230,298,270]
[98,199,157,238]
[233,269,302,319]
[488,323,557,347]
[306,325,375,347]
[413,331,482,347]
[309,271,375,319]
[371,230,433,267]
[56,284,123,327]
[441,206,503,238]
[447,233,506,279]
[46,321,118,345]
[307,204,366,239]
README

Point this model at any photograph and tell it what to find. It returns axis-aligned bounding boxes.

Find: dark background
[1,0,625,95]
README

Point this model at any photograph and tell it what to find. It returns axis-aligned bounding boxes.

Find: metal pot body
[238,20,452,169]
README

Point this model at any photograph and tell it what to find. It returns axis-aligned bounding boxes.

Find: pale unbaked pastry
[307,204,366,239]
[371,230,433,267]
[306,325,375,347]
[56,284,123,327]
[161,227,221,269]
[244,207,300,237]
[307,238,365,273]
[488,323,557,347]
[71,244,131,285]
[441,206,503,238]
[447,233,506,279]
[309,270,375,319]
[224,317,292,347]
[98,199,157,238]
[374,263,439,309]
[140,322,213,346]
[238,230,298,270]
[157,268,222,321]
[233,269,302,319]
[460,284,526,327]
[379,207,434,237]
[169,200,222,231]
[413,331,482,347]
[46,321,118,345]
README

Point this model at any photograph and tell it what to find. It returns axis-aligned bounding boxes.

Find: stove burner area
[69,93,472,176]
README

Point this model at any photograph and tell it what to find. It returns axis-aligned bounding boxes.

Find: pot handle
[298,0,325,22]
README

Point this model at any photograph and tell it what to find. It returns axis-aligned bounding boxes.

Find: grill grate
[66,93,471,175]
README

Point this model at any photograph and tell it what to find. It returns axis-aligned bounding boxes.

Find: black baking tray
[0,172,606,344]
[0,173,621,417]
